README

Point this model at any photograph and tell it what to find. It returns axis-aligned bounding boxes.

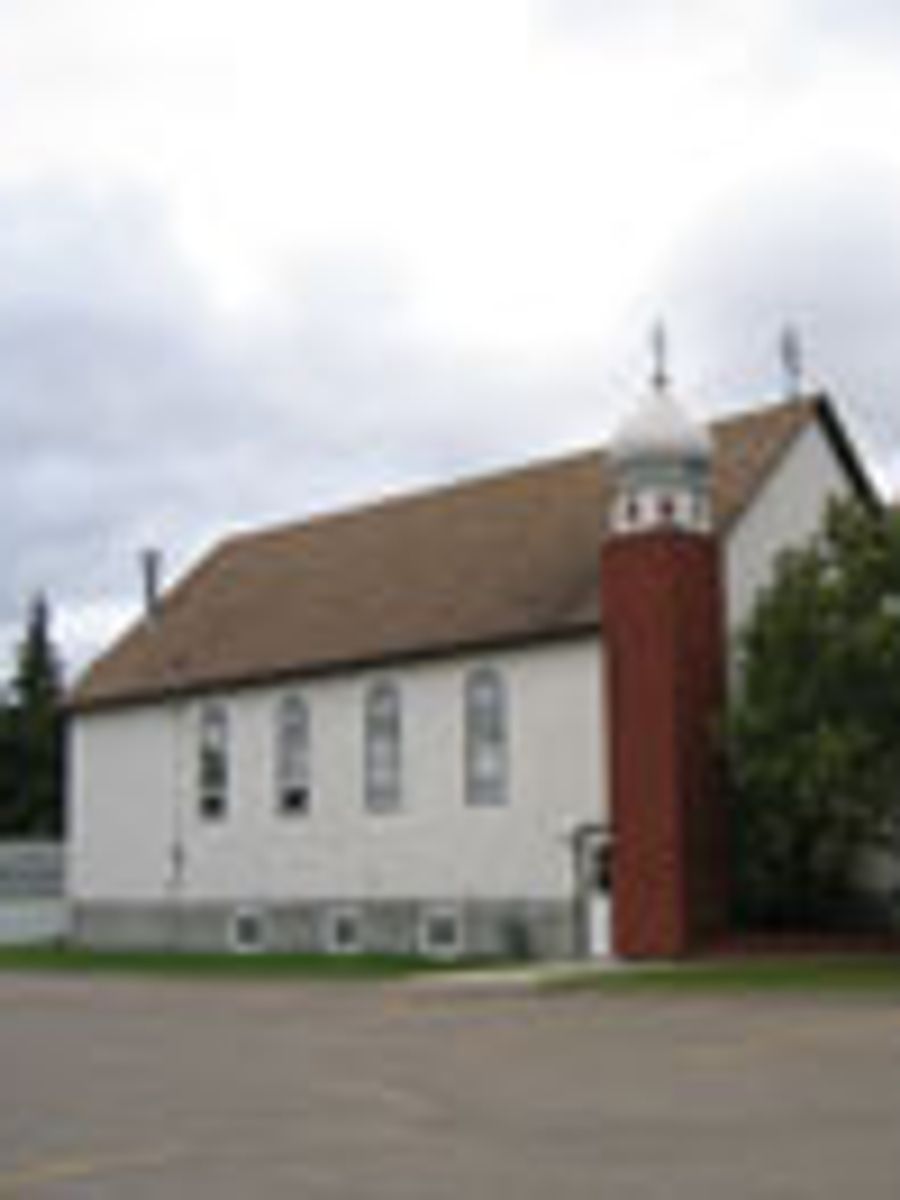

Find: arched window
[465,667,507,806]
[276,693,310,815]
[198,701,229,819]
[364,681,401,812]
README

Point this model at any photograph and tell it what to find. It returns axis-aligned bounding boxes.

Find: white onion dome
[609,383,712,468]
[607,377,714,535]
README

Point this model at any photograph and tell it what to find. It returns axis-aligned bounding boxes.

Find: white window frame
[228,905,269,954]
[198,700,229,820]
[465,666,508,807]
[276,692,311,815]
[364,680,402,813]
[325,905,363,954]
[418,905,463,960]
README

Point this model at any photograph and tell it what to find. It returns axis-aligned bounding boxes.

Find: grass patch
[5,947,899,991]
[548,956,900,995]
[0,944,462,980]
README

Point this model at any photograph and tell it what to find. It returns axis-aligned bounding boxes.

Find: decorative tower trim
[608,335,713,537]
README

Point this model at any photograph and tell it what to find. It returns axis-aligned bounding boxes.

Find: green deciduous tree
[0,595,66,838]
[727,497,900,929]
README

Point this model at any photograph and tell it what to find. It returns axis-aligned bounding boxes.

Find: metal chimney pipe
[141,547,163,621]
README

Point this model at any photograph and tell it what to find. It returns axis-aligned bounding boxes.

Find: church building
[67,373,873,959]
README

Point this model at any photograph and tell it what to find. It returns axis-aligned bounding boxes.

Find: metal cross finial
[780,324,804,397]
[651,320,669,392]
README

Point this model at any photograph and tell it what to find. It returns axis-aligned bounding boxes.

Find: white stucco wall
[70,704,183,901]
[70,638,606,905]
[724,420,856,634]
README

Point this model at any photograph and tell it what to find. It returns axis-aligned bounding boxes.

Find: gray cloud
[0,186,255,620]
[652,158,900,494]
[542,0,900,42]
[6,150,900,678]
[802,0,900,47]
[0,182,604,673]
[540,0,900,75]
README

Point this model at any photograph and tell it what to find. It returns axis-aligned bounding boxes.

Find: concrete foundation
[69,897,580,960]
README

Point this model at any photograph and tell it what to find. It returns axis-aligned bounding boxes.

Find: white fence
[0,842,67,945]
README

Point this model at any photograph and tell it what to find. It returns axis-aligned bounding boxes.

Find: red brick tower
[602,344,728,958]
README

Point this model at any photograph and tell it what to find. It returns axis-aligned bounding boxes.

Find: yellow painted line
[0,1145,183,1194]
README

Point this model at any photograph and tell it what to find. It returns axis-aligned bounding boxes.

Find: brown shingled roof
[70,396,860,710]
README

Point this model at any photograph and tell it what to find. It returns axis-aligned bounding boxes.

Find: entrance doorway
[574,826,613,958]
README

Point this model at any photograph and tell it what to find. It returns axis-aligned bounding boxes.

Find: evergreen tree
[0,595,65,838]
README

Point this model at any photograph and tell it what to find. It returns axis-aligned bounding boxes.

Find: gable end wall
[724,419,857,634]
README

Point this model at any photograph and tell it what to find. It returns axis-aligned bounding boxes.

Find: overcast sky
[2,0,900,677]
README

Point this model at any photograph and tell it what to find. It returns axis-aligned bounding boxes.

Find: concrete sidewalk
[405,958,629,992]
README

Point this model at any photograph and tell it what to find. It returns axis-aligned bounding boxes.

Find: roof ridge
[229,394,819,550]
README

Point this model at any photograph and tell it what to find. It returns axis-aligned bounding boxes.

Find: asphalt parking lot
[0,971,898,1199]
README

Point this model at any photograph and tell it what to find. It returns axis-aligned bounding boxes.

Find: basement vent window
[326,906,363,954]
[229,906,269,954]
[419,907,463,960]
